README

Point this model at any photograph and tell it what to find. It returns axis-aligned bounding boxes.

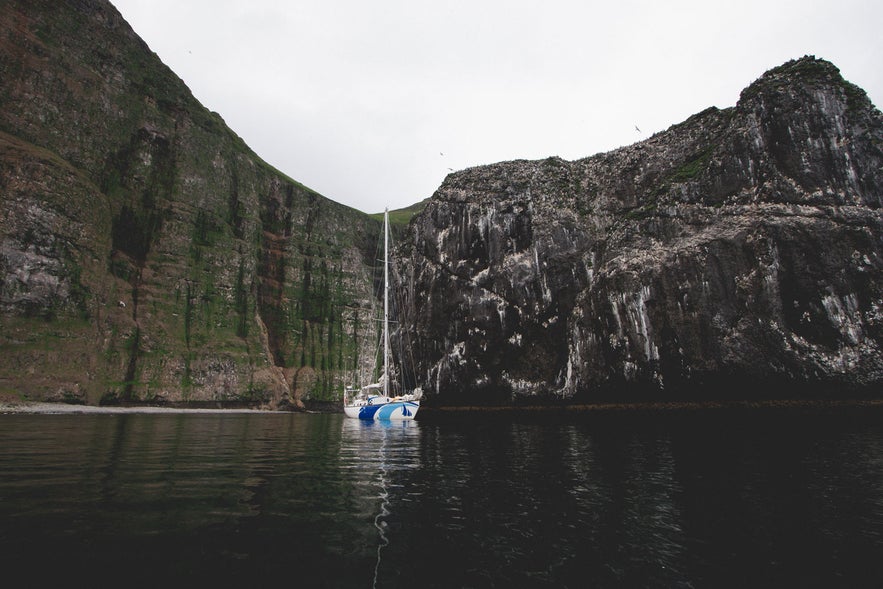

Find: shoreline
[0,402,280,415]
[4,397,883,416]
[418,398,883,413]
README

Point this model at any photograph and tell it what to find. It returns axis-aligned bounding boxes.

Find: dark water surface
[2,410,883,587]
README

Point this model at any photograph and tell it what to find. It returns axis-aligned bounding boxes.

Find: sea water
[1,410,883,587]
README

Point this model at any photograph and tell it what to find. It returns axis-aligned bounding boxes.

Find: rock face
[3,5,880,410]
[0,0,381,406]
[400,57,883,406]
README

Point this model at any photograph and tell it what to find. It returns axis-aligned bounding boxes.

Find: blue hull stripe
[359,402,419,420]
[358,405,382,420]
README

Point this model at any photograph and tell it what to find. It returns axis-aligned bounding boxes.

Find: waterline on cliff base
[0,401,274,414]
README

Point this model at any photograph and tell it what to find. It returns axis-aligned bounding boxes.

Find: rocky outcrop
[0,0,381,406]
[400,57,883,406]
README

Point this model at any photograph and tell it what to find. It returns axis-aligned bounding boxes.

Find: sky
[109,0,883,214]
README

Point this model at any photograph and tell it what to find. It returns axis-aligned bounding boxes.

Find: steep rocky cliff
[0,0,382,406]
[401,57,883,406]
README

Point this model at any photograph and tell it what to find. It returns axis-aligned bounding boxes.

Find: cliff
[401,57,883,406]
[0,0,382,407]
[3,4,881,410]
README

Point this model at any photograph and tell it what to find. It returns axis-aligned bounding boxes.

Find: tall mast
[383,208,390,398]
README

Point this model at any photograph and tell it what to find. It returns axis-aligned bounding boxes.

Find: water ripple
[2,412,883,587]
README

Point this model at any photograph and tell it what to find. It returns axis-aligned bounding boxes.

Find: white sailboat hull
[343,405,363,419]
[344,400,419,421]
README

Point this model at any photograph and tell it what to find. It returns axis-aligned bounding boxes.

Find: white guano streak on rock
[611,286,658,362]
[822,292,863,345]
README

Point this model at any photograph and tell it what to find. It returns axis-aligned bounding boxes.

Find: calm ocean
[1,410,882,587]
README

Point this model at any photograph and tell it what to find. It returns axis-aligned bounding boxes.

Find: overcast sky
[110,0,882,214]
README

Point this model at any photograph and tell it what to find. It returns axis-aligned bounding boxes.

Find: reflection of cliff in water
[0,414,392,585]
[376,412,883,588]
[2,412,883,586]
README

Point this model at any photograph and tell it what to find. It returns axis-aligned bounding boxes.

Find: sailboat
[343,209,421,420]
